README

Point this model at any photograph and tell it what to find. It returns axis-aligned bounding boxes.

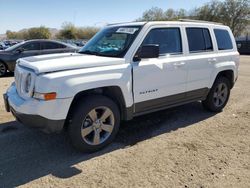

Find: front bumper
[4,84,72,133]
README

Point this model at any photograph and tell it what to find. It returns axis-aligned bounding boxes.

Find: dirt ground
[0,56,249,188]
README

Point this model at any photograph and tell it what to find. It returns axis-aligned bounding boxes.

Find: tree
[56,22,99,39]
[193,1,223,22]
[6,30,17,39]
[56,22,77,39]
[220,0,250,36]
[76,27,100,39]
[6,26,51,39]
[176,9,188,19]
[27,26,51,39]
[137,7,166,21]
[137,7,187,21]
[6,30,27,39]
[165,9,176,20]
[137,0,250,36]
[193,0,250,36]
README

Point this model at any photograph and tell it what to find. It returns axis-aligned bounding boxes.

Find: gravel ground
[0,56,249,188]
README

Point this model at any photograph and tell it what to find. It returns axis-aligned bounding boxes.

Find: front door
[132,27,188,113]
[9,42,41,71]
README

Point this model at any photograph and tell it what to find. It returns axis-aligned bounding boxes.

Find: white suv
[4,20,239,152]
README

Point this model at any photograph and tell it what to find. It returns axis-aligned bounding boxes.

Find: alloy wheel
[81,106,115,145]
[213,83,228,107]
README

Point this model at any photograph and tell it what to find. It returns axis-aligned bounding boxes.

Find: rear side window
[214,29,233,50]
[186,28,213,53]
[42,42,66,50]
[142,28,182,55]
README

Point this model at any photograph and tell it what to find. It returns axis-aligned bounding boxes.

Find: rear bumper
[4,84,71,133]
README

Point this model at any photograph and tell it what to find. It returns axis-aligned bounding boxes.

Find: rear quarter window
[214,29,233,50]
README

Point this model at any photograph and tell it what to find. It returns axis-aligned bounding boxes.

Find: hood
[18,53,125,74]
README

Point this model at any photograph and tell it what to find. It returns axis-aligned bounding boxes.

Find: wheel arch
[0,59,8,70]
[65,86,130,129]
[214,70,234,89]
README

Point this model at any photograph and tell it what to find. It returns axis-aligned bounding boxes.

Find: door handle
[208,58,217,63]
[174,62,186,67]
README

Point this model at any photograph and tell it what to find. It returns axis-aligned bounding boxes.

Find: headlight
[24,73,32,93]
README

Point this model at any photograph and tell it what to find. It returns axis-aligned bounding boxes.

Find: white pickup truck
[4,20,239,152]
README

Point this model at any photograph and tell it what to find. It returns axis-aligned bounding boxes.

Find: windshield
[5,41,25,51]
[79,25,142,57]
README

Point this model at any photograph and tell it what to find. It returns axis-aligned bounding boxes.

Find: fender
[209,60,238,88]
[35,63,134,108]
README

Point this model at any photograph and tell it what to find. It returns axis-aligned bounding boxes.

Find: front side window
[142,28,182,55]
[22,42,40,51]
[186,28,213,53]
[79,26,142,57]
[214,29,233,50]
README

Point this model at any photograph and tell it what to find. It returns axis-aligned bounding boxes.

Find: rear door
[184,27,216,97]
[132,26,188,113]
[40,41,68,55]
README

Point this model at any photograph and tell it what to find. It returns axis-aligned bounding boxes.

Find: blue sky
[0,0,211,34]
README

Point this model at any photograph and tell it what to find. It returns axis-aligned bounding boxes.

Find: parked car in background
[74,40,87,47]
[236,38,250,55]
[0,39,78,76]
[0,42,8,50]
[61,40,87,47]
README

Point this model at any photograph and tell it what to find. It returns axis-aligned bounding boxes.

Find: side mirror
[134,44,159,61]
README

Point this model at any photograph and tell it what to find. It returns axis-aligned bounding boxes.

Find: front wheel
[202,77,231,112]
[68,95,120,152]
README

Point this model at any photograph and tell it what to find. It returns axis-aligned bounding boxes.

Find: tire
[202,77,231,112]
[68,95,120,152]
[0,61,7,77]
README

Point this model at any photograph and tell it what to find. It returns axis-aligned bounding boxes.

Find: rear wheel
[0,62,7,77]
[202,77,231,112]
[68,95,120,152]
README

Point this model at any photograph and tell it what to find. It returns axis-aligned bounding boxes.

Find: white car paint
[18,53,126,74]
[7,84,72,120]
[6,21,239,123]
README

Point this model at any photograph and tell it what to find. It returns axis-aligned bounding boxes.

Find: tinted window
[142,28,182,55]
[42,42,65,50]
[22,42,40,51]
[186,28,213,53]
[214,29,233,50]
[203,29,213,50]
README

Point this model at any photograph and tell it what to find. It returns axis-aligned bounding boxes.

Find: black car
[236,40,250,55]
[0,39,78,76]
[0,42,8,50]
